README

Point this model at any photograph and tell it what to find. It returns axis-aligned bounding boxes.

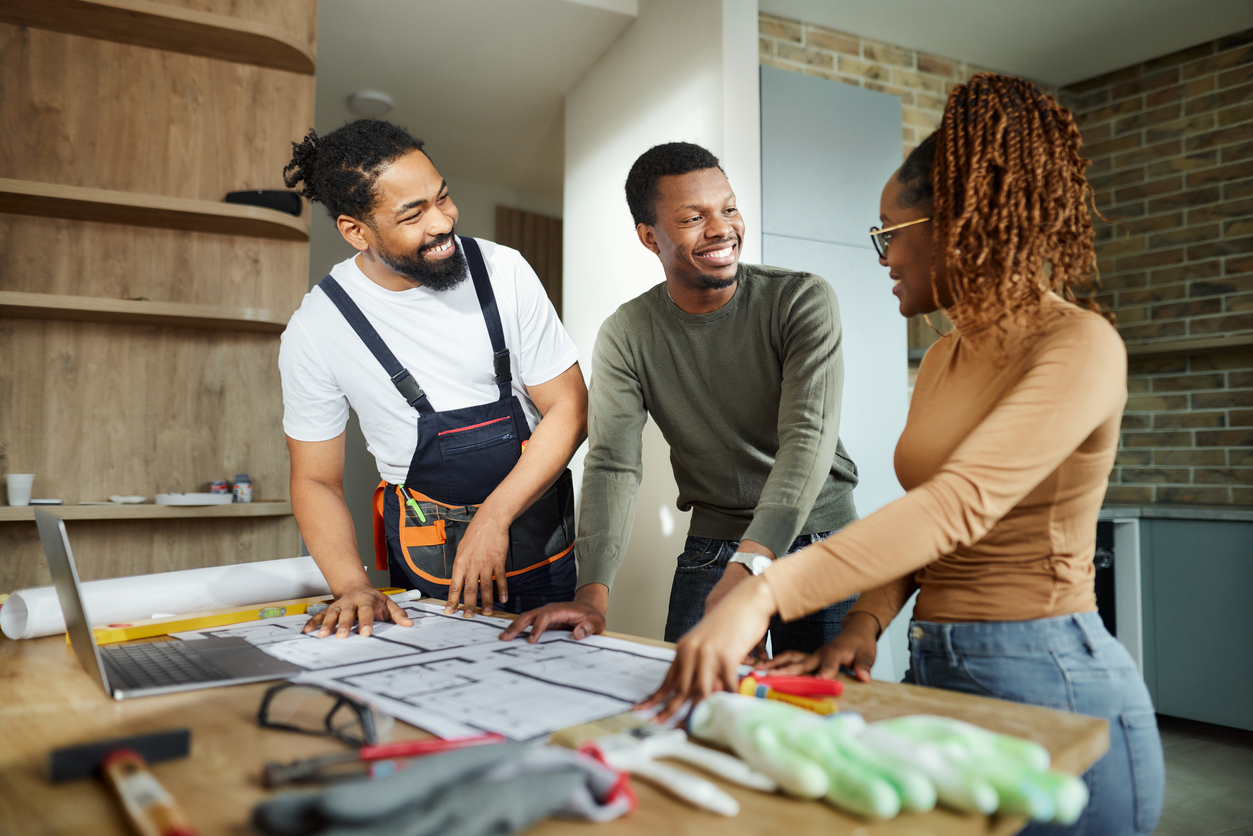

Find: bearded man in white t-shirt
[279,119,587,638]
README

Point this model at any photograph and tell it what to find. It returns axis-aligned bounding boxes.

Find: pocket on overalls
[1120,709,1165,834]
[435,416,518,495]
[396,489,461,583]
[400,518,446,548]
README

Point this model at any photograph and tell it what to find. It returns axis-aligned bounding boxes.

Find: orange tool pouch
[372,471,575,586]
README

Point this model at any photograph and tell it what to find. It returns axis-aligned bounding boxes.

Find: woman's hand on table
[756,611,880,682]
[637,575,778,723]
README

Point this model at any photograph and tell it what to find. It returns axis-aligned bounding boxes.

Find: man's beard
[698,274,737,290]
[378,232,469,291]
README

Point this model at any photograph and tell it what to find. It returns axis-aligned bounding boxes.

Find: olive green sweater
[576,262,860,590]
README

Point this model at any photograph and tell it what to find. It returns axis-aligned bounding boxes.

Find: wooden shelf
[1124,333,1253,361]
[0,502,292,522]
[0,179,309,242]
[0,0,315,75]
[0,291,290,334]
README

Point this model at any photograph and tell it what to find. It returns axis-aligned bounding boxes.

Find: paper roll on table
[0,556,331,640]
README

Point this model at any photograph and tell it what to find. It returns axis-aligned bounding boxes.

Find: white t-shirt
[279,237,579,483]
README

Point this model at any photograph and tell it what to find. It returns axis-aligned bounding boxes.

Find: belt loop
[942,624,959,667]
[1073,614,1100,656]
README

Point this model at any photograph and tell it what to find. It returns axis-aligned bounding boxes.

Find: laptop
[35,509,302,700]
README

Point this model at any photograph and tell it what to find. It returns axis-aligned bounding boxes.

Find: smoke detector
[347,90,394,118]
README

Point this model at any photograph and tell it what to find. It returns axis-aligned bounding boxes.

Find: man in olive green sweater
[502,142,859,654]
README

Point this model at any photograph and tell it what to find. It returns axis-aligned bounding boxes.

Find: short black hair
[283,119,426,221]
[625,142,724,226]
[897,130,937,209]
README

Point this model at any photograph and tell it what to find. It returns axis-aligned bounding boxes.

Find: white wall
[564,0,761,638]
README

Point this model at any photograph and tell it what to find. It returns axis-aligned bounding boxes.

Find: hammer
[49,729,198,836]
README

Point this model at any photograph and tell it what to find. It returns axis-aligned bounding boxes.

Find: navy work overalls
[317,238,576,612]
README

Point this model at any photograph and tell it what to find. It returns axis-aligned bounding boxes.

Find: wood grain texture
[0,502,292,522]
[148,0,317,56]
[496,205,563,318]
[0,215,308,312]
[0,179,309,241]
[0,0,315,74]
[0,618,1106,836]
[0,319,291,508]
[0,517,300,590]
[0,290,290,333]
[0,5,314,584]
[0,24,314,201]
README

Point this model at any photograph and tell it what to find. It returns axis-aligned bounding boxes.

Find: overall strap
[460,237,513,401]
[317,276,433,413]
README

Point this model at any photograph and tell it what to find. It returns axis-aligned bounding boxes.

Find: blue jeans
[663,532,858,654]
[904,612,1165,835]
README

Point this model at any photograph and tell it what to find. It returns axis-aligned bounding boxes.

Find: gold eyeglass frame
[869,217,931,258]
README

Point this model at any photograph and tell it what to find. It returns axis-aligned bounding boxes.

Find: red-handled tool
[263,732,505,786]
[752,675,844,698]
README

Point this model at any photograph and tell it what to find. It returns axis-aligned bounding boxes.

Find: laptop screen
[34,509,112,696]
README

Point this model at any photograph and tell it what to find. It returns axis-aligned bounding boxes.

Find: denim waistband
[908,611,1109,656]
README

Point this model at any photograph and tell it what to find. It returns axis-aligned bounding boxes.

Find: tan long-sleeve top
[763,293,1126,628]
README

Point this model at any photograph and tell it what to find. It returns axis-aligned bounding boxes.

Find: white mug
[6,474,34,507]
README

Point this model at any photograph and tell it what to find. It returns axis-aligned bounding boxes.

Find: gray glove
[252,742,633,836]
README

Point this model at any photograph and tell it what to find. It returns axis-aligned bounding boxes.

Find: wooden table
[0,615,1107,836]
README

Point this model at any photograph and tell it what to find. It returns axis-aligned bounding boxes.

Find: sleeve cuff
[742,505,804,561]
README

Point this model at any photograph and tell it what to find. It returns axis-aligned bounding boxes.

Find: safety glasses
[869,217,931,259]
[258,682,393,746]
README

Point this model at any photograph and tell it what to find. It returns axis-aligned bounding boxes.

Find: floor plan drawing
[174,601,674,739]
[297,632,675,740]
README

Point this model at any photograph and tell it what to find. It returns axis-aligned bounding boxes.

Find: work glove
[688,692,1087,823]
[252,741,634,836]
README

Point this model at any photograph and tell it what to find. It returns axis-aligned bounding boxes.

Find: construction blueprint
[174,602,674,739]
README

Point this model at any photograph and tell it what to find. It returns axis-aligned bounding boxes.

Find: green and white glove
[687,693,1088,824]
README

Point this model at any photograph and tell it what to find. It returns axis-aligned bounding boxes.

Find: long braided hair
[928,73,1110,334]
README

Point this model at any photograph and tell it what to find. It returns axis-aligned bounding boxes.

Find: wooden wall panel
[0,215,307,312]
[0,24,314,201]
[0,518,302,591]
[0,320,289,505]
[150,0,317,55]
[496,205,563,318]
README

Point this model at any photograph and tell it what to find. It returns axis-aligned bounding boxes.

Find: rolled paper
[0,556,331,639]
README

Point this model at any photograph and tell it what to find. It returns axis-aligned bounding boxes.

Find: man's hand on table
[499,583,608,643]
[302,586,414,638]
[445,512,511,617]
[755,610,880,683]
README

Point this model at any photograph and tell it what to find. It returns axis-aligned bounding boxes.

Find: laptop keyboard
[104,641,232,689]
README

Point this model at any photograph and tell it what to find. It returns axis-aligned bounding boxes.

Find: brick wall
[1062,31,1253,506]
[759,14,1253,506]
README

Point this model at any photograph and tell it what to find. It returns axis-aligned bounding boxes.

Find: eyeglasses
[869,217,931,259]
[257,682,392,746]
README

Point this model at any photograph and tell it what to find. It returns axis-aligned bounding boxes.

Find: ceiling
[760,0,1253,87]
[313,1,1253,202]
[314,0,637,200]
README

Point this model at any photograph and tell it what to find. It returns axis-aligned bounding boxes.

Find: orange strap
[372,481,390,571]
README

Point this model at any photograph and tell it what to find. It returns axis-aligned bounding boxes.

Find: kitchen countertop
[1099,504,1253,523]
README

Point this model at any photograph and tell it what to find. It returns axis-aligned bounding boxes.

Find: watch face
[748,554,772,575]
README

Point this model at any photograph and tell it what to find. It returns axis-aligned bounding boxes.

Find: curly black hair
[625,142,724,226]
[283,119,426,222]
[897,130,937,209]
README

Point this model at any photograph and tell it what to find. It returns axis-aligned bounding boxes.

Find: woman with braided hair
[642,74,1165,833]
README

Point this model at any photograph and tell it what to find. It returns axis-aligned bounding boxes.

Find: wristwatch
[728,551,773,576]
